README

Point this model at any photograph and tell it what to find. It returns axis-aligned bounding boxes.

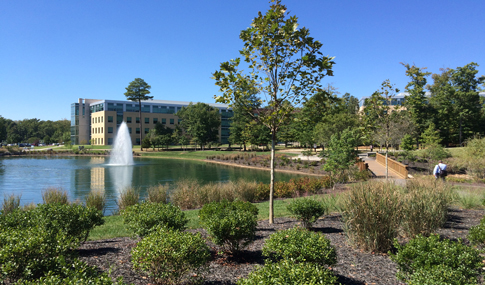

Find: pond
[0,156,301,213]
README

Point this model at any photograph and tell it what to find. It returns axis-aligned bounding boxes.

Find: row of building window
[92,117,104,124]
[92,127,114,134]
[93,138,104,145]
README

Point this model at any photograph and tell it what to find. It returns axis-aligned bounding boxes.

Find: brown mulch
[77,207,485,285]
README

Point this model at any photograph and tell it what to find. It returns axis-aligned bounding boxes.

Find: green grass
[140,150,272,160]
[88,214,134,240]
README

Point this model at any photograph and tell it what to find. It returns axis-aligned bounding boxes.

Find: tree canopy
[124,78,152,150]
[176,103,221,149]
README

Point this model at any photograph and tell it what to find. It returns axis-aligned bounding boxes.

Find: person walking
[433,160,447,180]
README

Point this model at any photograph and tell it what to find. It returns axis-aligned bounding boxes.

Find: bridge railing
[376,153,408,179]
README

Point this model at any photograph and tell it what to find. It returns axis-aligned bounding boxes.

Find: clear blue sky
[1,0,484,121]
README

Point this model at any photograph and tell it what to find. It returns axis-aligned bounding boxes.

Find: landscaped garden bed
[77,207,484,285]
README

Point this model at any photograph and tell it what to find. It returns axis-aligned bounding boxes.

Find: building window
[101,117,103,123]
[136,117,140,123]
[108,116,113,123]
[136,128,140,134]
[108,138,113,145]
[136,138,140,145]
[145,128,149,134]
[108,127,113,134]
[170,119,174,125]
[127,117,132,123]
[162,118,166,125]
[153,118,158,124]
[145,117,149,124]
[178,119,182,124]
[101,138,103,145]
[129,127,132,134]
[101,127,103,133]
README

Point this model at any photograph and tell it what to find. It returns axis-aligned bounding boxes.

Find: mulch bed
[78,207,485,285]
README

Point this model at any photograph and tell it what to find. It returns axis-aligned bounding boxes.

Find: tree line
[0,117,70,145]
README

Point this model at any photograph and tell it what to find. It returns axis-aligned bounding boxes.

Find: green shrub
[390,234,482,283]
[468,216,485,245]
[145,183,169,204]
[42,187,69,204]
[237,259,338,285]
[85,189,106,214]
[287,198,325,229]
[131,227,210,285]
[121,202,188,237]
[262,227,336,265]
[117,187,140,211]
[1,193,21,215]
[342,181,403,252]
[0,226,74,282]
[199,200,258,253]
[406,264,477,285]
[14,259,119,284]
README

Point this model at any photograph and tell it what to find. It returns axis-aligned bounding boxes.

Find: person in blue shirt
[433,160,447,180]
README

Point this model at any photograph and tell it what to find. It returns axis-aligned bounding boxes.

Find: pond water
[0,156,301,213]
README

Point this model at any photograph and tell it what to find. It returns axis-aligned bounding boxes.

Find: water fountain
[109,122,134,166]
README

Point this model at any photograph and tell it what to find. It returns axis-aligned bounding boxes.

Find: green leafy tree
[177,103,221,150]
[124,78,153,151]
[321,127,359,178]
[0,116,7,143]
[212,0,334,223]
[229,94,261,151]
[402,63,431,147]
[400,134,415,151]
[62,131,71,149]
[421,122,442,148]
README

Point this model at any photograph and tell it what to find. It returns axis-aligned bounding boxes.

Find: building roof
[86,98,231,109]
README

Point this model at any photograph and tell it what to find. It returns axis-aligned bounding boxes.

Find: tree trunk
[269,130,275,224]
[139,100,143,151]
[459,116,463,146]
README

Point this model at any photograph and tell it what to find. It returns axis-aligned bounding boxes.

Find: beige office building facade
[71,98,232,146]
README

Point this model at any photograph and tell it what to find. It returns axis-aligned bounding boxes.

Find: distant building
[70,98,232,146]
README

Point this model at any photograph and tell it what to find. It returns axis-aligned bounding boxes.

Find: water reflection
[109,166,134,197]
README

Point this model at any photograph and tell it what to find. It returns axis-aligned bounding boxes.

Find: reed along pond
[0,156,302,213]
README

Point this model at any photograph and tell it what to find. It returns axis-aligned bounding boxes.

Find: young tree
[212,0,334,223]
[320,127,359,181]
[363,80,400,179]
[401,63,431,147]
[124,78,153,151]
[176,103,221,150]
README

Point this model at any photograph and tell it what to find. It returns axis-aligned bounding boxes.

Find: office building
[70,98,232,146]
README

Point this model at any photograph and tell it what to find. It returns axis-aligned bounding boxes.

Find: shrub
[342,181,403,252]
[199,200,258,253]
[274,181,293,198]
[467,216,485,245]
[42,187,69,204]
[233,179,259,202]
[287,198,325,229]
[400,179,453,237]
[131,227,210,285]
[85,189,106,214]
[1,193,21,215]
[255,182,270,201]
[390,234,482,283]
[146,183,169,204]
[406,264,477,285]
[262,227,336,266]
[117,187,140,211]
[14,259,119,284]
[0,226,74,282]
[237,259,338,285]
[121,202,188,237]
